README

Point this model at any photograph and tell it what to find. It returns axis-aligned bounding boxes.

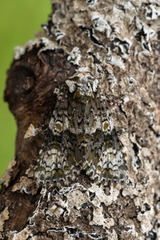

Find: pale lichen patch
[67,189,89,210]
[24,124,39,139]
[0,157,16,187]
[67,47,81,65]
[12,228,32,240]
[63,232,75,240]
[89,183,121,206]
[0,207,9,232]
[14,37,57,60]
[29,237,51,240]
[104,217,115,229]
[90,206,104,226]
[46,205,64,218]
[12,176,38,195]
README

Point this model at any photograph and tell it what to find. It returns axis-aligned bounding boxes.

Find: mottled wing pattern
[83,96,127,183]
[35,76,127,185]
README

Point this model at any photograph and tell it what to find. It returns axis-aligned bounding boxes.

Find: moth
[35,73,127,185]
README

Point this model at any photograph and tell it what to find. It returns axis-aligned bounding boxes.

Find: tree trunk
[1,0,160,239]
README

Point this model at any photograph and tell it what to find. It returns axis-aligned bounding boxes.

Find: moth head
[66,75,99,103]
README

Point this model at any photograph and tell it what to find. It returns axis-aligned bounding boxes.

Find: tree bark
[1,0,160,239]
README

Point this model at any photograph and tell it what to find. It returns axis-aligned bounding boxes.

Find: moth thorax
[66,77,99,103]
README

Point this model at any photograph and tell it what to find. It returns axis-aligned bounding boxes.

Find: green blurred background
[0,0,51,177]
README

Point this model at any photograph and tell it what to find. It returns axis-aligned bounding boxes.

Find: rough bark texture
[1,0,160,239]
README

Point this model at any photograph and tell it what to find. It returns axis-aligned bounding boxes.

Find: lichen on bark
[1,0,160,239]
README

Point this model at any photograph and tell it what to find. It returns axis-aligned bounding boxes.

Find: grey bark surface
[1,0,160,239]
